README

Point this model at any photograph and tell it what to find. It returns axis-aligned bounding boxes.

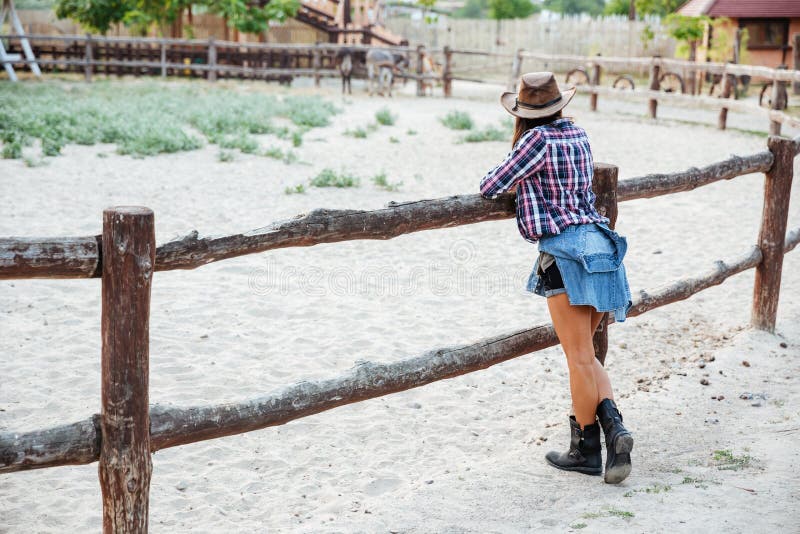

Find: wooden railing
[0,133,798,531]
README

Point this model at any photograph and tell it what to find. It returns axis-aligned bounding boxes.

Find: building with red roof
[678,0,800,68]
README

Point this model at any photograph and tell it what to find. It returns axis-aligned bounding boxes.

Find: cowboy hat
[500,71,577,119]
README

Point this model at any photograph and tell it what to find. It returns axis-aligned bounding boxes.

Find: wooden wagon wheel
[708,73,736,98]
[612,75,635,90]
[565,67,590,86]
[759,82,788,109]
[658,71,684,93]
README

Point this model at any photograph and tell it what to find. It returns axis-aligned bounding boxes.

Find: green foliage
[291,130,304,147]
[406,129,418,135]
[217,150,235,162]
[284,183,306,194]
[55,0,133,34]
[543,0,604,16]
[604,0,683,17]
[389,136,400,143]
[452,0,488,18]
[462,126,507,142]
[488,0,538,19]
[264,146,284,159]
[345,126,368,138]
[54,0,299,36]
[372,171,403,191]
[440,110,474,130]
[665,14,708,44]
[0,82,338,159]
[375,107,397,126]
[310,168,360,188]
[712,449,752,471]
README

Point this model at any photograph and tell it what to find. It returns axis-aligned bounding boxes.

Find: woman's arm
[479,129,547,199]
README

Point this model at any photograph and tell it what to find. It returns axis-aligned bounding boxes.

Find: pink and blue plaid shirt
[479,117,609,243]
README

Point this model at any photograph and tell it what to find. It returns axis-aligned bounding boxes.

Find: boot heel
[615,432,634,454]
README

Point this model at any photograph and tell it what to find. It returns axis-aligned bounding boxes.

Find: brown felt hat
[500,71,576,119]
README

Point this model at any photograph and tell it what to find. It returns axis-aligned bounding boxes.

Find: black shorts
[539,258,565,292]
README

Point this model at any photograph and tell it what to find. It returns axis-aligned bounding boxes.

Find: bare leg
[590,309,614,404]
[547,293,598,429]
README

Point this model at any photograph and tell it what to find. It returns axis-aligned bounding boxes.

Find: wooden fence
[0,129,798,531]
[3,33,800,134]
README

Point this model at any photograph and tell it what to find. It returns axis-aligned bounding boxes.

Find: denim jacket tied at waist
[528,221,633,322]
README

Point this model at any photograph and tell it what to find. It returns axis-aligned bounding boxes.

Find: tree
[452,0,488,18]
[543,0,604,16]
[489,0,538,20]
[603,0,683,18]
[55,0,133,34]
[55,0,300,36]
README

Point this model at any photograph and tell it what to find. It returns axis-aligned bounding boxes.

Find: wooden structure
[678,0,800,70]
[0,0,40,81]
[261,0,404,45]
[0,133,799,532]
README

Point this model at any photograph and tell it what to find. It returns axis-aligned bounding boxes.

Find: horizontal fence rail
[2,226,798,474]
[0,148,783,280]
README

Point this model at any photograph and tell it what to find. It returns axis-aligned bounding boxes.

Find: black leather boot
[544,415,602,476]
[596,398,634,484]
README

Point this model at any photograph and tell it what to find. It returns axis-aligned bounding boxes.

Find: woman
[478,72,634,484]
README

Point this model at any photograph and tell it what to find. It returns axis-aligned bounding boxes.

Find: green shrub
[345,127,368,138]
[462,126,508,143]
[375,107,396,126]
[440,110,473,130]
[311,168,360,188]
[284,183,306,194]
[389,136,400,143]
[0,82,339,159]
[372,171,402,191]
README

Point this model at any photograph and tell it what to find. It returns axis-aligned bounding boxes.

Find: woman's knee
[564,349,597,368]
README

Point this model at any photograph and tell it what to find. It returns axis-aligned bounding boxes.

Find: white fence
[386,14,676,59]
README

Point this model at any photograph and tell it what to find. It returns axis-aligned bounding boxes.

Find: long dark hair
[511,110,565,147]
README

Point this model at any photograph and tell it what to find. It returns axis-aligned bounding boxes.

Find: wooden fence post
[443,45,452,98]
[752,137,794,333]
[769,65,787,136]
[648,56,660,119]
[99,207,155,533]
[508,47,523,92]
[84,34,93,83]
[416,44,424,96]
[208,37,217,82]
[717,63,732,130]
[793,33,800,95]
[160,40,166,78]
[590,53,601,112]
[591,163,619,366]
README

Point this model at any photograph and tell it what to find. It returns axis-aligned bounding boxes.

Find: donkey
[335,47,353,95]
[365,48,409,97]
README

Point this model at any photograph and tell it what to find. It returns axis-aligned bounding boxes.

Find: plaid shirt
[479,117,609,243]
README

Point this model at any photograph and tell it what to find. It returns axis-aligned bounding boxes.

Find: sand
[1,77,799,533]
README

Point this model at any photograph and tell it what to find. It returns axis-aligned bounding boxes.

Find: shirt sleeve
[479,129,547,200]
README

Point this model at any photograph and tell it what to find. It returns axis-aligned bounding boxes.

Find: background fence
[386,14,675,59]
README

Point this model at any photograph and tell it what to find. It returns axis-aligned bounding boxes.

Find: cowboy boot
[596,398,634,484]
[544,415,602,476]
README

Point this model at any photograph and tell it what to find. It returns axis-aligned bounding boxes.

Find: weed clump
[440,110,473,130]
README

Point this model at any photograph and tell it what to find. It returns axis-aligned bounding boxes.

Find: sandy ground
[1,77,799,533]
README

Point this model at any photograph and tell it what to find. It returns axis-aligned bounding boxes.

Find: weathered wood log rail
[3,34,800,132]
[0,135,797,533]
[0,148,779,279]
